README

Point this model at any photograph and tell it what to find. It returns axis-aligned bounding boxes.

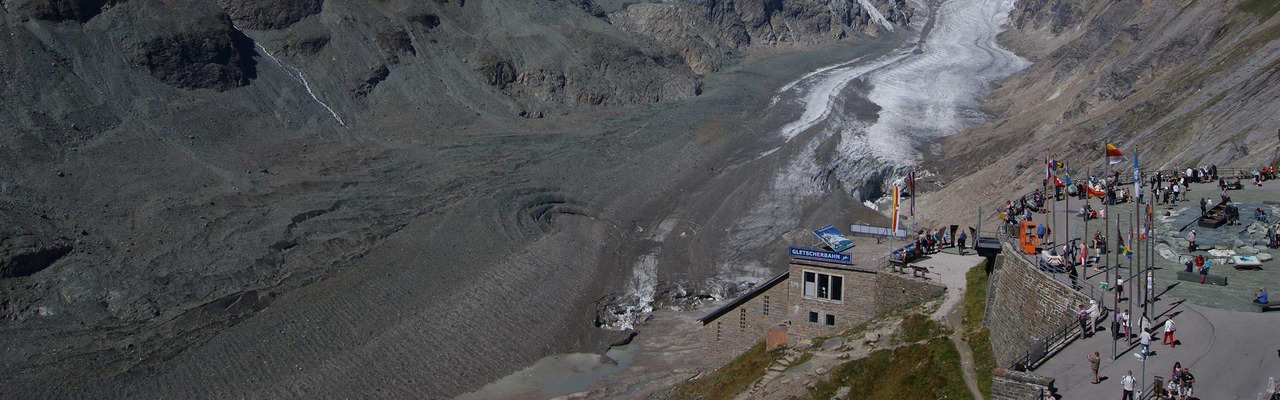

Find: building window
[763,295,770,316]
[809,311,819,323]
[826,314,836,326]
[803,271,843,301]
[740,309,747,331]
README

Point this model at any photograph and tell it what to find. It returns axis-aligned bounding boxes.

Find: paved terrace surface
[1011,175,1280,398]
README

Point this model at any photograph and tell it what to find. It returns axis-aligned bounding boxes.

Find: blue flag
[1133,152,1140,199]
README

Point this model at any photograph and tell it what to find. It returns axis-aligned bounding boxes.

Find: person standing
[1088,351,1102,384]
[1077,305,1090,338]
[1087,300,1099,334]
[1199,259,1211,284]
[1138,329,1152,360]
[1180,367,1195,397]
[1187,230,1197,252]
[1164,318,1176,348]
[1120,309,1132,340]
[1122,370,1136,400]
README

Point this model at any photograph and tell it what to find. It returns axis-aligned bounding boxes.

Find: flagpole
[1107,155,1117,360]
[1135,150,1142,312]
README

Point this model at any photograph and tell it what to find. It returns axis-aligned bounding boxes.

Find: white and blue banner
[789,246,852,264]
[813,225,854,252]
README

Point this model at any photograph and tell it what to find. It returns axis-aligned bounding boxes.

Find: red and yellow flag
[1105,144,1125,164]
[891,185,900,232]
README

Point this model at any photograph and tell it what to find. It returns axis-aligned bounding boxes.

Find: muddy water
[455,345,638,399]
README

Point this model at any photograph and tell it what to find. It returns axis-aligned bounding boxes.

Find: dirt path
[946,299,984,400]
[918,252,985,399]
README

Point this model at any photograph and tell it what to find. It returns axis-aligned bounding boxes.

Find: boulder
[1208,249,1236,257]
[822,337,847,351]
[1260,253,1274,262]
[833,387,853,400]
[217,0,323,30]
[128,7,257,91]
[864,332,880,343]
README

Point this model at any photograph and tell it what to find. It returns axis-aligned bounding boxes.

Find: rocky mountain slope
[924,0,1280,219]
[0,0,914,397]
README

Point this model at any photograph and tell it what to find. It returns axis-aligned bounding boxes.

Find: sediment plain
[0,0,919,397]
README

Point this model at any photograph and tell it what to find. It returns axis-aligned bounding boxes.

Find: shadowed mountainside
[0,0,914,397]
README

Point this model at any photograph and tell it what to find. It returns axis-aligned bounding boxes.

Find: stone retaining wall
[985,245,1093,367]
[992,368,1055,400]
[875,271,946,314]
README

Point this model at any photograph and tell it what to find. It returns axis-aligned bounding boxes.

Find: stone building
[697,250,944,360]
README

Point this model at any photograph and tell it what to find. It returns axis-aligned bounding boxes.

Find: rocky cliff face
[0,0,914,397]
[928,0,1280,215]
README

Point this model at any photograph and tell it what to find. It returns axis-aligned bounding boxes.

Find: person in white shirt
[1163,318,1176,348]
[1120,310,1131,340]
[1122,370,1136,400]
[1137,330,1152,360]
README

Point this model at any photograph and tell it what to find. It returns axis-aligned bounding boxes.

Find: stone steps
[747,349,802,396]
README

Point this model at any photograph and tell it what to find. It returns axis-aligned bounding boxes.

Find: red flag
[908,171,915,217]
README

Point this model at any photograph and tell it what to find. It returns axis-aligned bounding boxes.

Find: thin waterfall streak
[251,37,346,126]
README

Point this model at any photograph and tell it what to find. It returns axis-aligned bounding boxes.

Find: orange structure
[1019,220,1040,255]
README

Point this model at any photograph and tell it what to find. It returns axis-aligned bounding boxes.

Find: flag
[1062,172,1073,187]
[1117,228,1132,258]
[1141,201,1154,240]
[1106,144,1125,164]
[1053,175,1065,188]
[1087,184,1106,198]
[908,171,915,218]
[1045,158,1051,183]
[890,184,900,232]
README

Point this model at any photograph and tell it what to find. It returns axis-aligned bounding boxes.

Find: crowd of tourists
[996,159,1280,400]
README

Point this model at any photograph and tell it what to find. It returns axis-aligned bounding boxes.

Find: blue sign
[789,246,852,264]
[813,225,854,252]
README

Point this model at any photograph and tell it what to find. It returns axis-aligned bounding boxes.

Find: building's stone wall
[875,270,946,314]
[699,258,943,363]
[784,261,879,339]
[985,246,1093,368]
[991,368,1055,400]
[699,282,789,364]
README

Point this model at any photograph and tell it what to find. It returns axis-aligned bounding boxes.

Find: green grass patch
[810,338,969,400]
[670,341,782,400]
[963,261,998,398]
[1238,0,1280,20]
[898,313,950,343]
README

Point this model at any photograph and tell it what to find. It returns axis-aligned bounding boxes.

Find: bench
[1176,270,1227,286]
[1251,301,1280,313]
[909,264,929,278]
